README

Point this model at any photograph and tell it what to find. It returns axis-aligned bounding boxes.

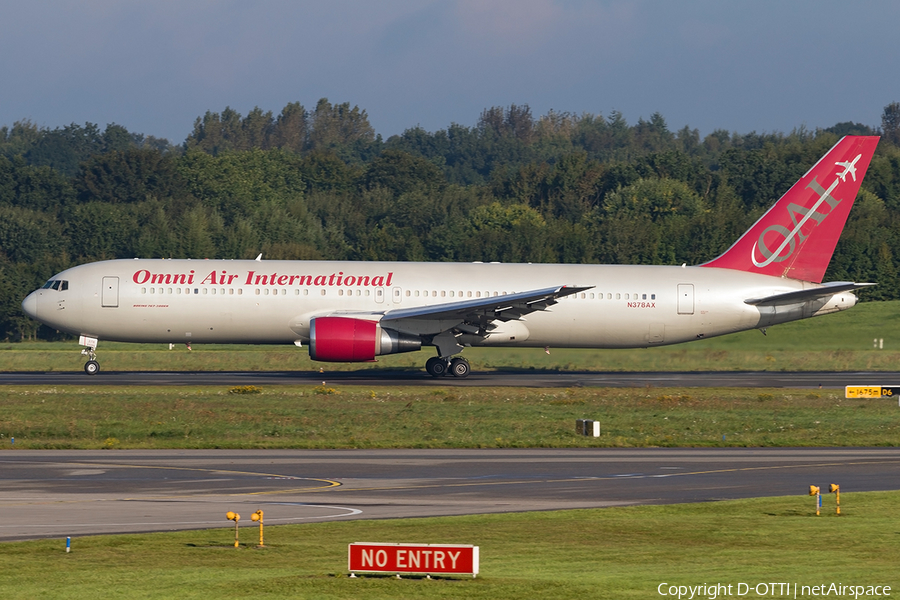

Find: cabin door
[101,277,119,308]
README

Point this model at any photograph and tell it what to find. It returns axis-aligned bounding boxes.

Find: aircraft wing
[744,282,875,306]
[382,285,590,327]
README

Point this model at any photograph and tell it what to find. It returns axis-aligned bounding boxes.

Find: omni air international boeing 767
[22,136,880,377]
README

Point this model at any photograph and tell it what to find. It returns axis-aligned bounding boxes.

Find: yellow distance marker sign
[845,386,900,399]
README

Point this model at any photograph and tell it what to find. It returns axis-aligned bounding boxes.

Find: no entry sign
[348,542,479,577]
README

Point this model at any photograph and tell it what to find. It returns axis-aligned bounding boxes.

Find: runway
[3,369,900,388]
[2,448,898,541]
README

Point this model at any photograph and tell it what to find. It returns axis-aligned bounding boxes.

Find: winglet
[701,136,879,283]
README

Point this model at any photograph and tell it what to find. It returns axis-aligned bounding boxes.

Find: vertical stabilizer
[701,136,879,283]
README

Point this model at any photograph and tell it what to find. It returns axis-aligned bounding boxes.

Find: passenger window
[642,294,647,300]
[651,294,656,300]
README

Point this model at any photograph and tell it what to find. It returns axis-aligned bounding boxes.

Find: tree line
[1,100,899,340]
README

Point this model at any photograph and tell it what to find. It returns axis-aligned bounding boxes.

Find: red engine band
[309,317,377,362]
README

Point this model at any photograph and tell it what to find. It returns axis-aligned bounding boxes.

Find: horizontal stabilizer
[744,282,875,306]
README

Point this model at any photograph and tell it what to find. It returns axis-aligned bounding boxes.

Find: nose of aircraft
[21,291,39,320]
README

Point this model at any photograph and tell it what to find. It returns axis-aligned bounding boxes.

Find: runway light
[226,511,241,547]
[808,486,821,516]
[830,484,841,515]
[251,510,264,547]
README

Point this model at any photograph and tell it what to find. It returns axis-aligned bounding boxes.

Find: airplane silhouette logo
[835,154,862,182]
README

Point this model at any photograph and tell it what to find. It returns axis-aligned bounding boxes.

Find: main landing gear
[425,355,470,378]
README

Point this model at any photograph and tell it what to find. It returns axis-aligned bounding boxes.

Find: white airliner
[21,136,880,377]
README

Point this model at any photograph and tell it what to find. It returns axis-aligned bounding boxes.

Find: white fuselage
[23,259,857,350]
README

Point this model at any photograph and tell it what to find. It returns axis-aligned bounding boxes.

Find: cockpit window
[40,280,68,291]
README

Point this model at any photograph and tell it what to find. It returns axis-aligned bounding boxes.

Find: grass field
[2,384,897,449]
[4,300,900,373]
[0,492,895,599]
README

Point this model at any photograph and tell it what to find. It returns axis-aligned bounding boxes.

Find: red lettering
[328,273,337,286]
[371,276,384,287]
[314,275,327,286]
[297,275,312,285]
[254,274,269,285]
[133,270,150,284]
[386,272,393,286]
[357,275,370,286]
[344,276,356,286]
[336,271,344,285]
[200,271,217,285]
[269,273,278,285]
[277,275,288,285]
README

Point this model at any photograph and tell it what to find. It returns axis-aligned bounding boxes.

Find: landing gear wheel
[449,357,470,378]
[425,356,449,377]
[84,360,100,375]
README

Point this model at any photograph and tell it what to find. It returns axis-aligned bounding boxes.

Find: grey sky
[1,1,897,144]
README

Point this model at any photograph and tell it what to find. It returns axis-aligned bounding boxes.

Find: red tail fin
[701,135,879,283]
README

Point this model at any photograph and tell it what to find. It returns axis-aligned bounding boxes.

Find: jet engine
[309,316,421,362]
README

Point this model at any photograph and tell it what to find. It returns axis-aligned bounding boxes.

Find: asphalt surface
[3,369,900,388]
[2,448,899,541]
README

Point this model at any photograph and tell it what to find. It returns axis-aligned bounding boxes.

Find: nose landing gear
[79,335,100,375]
[425,355,470,378]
